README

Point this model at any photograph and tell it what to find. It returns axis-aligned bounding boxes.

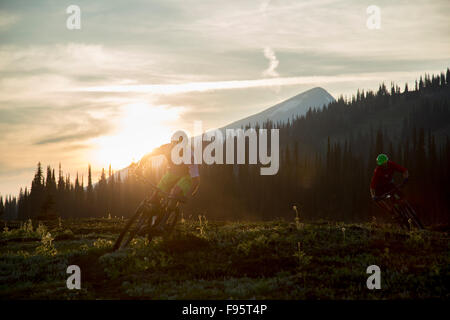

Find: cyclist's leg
[376,184,396,211]
[150,171,179,202]
[146,171,180,228]
[169,175,193,209]
[159,175,192,226]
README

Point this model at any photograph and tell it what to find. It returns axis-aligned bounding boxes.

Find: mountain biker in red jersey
[370,153,409,200]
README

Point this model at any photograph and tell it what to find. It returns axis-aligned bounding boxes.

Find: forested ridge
[2,69,449,224]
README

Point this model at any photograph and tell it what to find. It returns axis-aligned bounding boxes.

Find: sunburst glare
[91,102,183,169]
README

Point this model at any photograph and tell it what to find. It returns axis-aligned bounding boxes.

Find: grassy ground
[0,217,449,300]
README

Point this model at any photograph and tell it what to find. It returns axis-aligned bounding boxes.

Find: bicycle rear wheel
[164,209,180,235]
[391,204,410,230]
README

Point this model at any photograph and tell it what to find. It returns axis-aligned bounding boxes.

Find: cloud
[0,44,161,82]
[259,0,271,14]
[189,0,450,60]
[76,71,421,95]
[262,47,279,77]
[0,11,19,30]
[34,127,111,145]
[0,164,34,178]
[0,0,449,196]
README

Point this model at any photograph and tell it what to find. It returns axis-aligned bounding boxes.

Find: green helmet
[376,154,388,166]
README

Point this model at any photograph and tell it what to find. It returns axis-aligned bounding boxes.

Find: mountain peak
[224,87,335,129]
[303,86,327,93]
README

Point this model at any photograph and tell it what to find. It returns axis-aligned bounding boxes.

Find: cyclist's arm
[148,143,172,158]
[389,161,409,181]
[133,144,171,179]
[390,161,407,173]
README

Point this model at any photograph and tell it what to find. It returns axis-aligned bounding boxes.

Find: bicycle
[373,182,424,230]
[112,183,186,251]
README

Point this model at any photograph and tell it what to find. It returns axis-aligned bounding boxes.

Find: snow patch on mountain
[223,87,335,129]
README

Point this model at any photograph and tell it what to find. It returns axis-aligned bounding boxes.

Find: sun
[91,102,182,169]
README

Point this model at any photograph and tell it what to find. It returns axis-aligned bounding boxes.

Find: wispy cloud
[75,71,423,95]
[190,0,450,60]
[34,121,113,145]
[262,47,279,77]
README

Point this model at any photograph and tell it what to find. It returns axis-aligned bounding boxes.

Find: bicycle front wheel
[113,200,148,251]
[402,201,424,230]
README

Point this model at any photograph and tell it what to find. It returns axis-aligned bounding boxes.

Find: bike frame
[112,172,187,251]
[374,186,403,213]
[372,182,423,230]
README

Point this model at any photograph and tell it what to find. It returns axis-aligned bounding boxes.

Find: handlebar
[148,181,187,203]
[132,170,187,203]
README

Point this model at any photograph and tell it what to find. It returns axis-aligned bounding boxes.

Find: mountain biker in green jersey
[135,137,200,212]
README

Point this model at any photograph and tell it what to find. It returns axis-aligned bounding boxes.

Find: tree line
[187,68,450,224]
[0,164,148,220]
[1,69,449,224]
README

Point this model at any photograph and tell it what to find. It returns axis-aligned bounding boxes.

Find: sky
[0,0,449,196]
